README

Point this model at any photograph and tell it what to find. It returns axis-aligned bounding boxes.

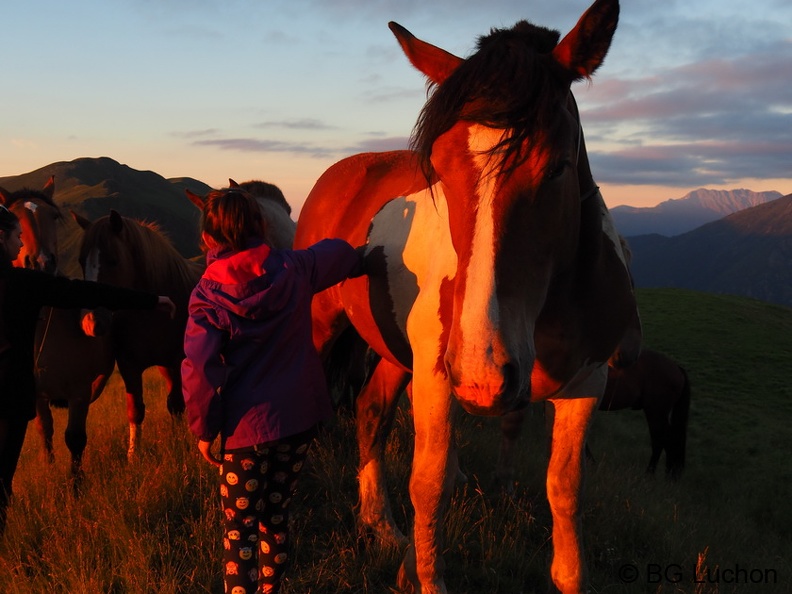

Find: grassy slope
[0,289,789,593]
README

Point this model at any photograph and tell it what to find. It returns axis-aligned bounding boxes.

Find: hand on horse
[198,439,222,468]
[156,296,177,318]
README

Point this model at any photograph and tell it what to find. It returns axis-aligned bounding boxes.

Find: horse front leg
[157,365,185,417]
[545,368,604,594]
[356,358,411,548]
[34,397,55,464]
[397,372,456,594]
[494,408,526,493]
[118,363,145,459]
[65,396,91,492]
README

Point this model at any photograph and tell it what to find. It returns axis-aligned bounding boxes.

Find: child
[181,187,363,594]
[0,203,175,534]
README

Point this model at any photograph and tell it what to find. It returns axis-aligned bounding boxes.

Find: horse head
[389,0,620,414]
[0,176,62,274]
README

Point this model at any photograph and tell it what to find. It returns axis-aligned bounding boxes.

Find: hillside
[628,194,792,307]
[0,157,210,277]
[612,188,782,236]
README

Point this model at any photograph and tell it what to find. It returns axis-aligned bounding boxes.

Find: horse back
[295,150,428,250]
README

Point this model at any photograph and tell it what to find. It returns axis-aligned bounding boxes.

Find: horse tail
[665,366,691,480]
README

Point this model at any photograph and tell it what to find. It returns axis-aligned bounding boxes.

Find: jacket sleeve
[23,270,158,311]
[181,293,228,442]
[299,238,365,294]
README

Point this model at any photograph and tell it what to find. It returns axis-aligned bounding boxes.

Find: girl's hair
[200,188,266,252]
[0,204,19,233]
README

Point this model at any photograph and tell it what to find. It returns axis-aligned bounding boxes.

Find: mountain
[628,194,792,307]
[0,157,210,277]
[611,188,783,237]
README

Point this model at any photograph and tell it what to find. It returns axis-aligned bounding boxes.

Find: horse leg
[494,408,525,493]
[396,371,456,594]
[34,398,56,464]
[65,396,91,492]
[545,368,604,594]
[356,358,411,548]
[118,364,145,459]
[157,366,185,418]
[643,408,667,475]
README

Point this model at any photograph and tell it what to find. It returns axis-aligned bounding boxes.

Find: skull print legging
[220,428,314,594]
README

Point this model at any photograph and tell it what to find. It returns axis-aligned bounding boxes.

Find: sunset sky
[3,0,791,215]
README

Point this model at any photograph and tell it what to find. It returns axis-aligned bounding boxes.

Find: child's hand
[198,439,222,467]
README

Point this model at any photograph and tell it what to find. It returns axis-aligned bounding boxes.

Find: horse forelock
[411,19,570,183]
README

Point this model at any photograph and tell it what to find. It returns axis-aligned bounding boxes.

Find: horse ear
[229,179,240,188]
[42,175,55,200]
[185,189,206,210]
[0,187,9,206]
[109,209,124,234]
[552,0,619,80]
[389,21,463,85]
[71,210,92,231]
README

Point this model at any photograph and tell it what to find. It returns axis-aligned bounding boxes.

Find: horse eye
[546,161,569,180]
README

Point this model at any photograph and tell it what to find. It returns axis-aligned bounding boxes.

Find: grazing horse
[602,348,690,478]
[74,210,204,457]
[294,1,633,592]
[0,178,115,479]
[495,348,689,491]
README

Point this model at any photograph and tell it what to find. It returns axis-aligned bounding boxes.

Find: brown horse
[0,177,115,479]
[294,1,633,592]
[74,210,204,457]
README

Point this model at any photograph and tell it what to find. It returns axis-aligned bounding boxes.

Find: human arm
[299,238,366,293]
[19,268,169,312]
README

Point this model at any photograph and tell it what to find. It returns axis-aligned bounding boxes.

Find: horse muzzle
[448,362,523,416]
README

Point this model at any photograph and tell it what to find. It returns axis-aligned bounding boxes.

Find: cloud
[253,118,338,131]
[583,40,792,187]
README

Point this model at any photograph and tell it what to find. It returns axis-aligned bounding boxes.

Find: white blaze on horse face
[84,248,101,282]
[445,125,515,405]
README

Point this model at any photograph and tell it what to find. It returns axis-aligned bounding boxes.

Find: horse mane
[411,21,568,181]
[4,187,63,219]
[83,215,201,293]
[238,180,292,215]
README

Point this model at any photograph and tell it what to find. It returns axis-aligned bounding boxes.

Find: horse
[73,210,205,457]
[601,348,690,477]
[293,1,632,592]
[494,348,689,492]
[0,177,116,480]
[185,178,296,250]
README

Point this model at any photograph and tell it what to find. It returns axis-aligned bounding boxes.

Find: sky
[2,0,791,215]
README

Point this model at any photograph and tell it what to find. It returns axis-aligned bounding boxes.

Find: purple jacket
[181,238,362,450]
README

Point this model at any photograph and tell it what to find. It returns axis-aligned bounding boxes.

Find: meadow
[0,288,790,593]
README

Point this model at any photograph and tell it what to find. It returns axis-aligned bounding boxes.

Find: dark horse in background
[74,211,204,457]
[495,348,691,489]
[0,177,115,480]
[294,1,634,592]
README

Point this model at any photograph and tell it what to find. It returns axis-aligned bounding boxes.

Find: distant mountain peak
[611,188,784,237]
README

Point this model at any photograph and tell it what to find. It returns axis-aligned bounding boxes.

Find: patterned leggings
[220,429,314,594]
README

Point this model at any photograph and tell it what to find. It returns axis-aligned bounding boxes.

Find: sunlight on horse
[0,177,116,482]
[294,1,634,592]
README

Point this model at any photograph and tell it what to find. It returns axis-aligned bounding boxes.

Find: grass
[1,288,790,593]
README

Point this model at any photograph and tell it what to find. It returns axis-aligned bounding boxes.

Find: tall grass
[1,288,790,593]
